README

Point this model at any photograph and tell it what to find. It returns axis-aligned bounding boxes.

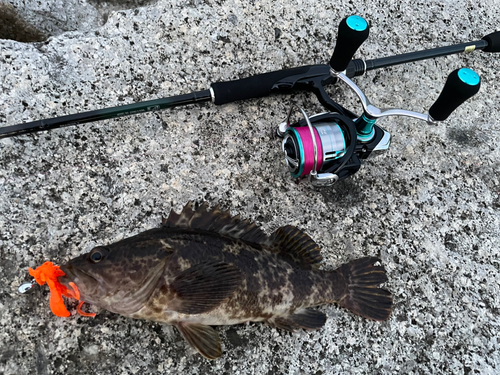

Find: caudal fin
[337,257,392,321]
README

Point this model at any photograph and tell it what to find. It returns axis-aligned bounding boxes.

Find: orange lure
[29,262,95,318]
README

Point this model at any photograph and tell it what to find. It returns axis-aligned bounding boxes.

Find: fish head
[58,240,170,315]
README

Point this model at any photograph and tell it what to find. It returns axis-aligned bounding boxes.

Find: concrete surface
[1,0,499,374]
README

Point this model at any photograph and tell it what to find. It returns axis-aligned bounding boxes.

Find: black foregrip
[482,31,500,52]
[429,68,481,121]
[210,66,310,105]
[330,16,369,72]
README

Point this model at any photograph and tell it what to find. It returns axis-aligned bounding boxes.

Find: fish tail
[335,257,392,321]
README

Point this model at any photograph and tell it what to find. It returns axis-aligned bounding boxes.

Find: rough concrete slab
[1,0,499,374]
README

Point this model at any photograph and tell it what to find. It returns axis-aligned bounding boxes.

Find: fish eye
[89,247,108,263]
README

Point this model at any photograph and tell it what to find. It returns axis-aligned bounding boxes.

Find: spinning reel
[278,16,481,187]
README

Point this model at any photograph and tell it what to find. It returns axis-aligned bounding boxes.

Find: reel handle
[330,15,369,72]
[429,68,481,121]
[482,30,500,52]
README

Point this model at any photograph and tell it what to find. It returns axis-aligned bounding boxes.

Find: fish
[29,202,392,359]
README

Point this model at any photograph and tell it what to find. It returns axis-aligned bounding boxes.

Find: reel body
[280,111,391,186]
[277,15,481,188]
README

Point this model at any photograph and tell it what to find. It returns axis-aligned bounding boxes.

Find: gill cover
[58,241,170,316]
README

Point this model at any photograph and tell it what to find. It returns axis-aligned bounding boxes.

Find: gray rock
[4,0,100,39]
[3,0,158,40]
[1,0,499,374]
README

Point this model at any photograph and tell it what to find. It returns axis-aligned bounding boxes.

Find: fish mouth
[59,264,98,291]
[74,268,98,282]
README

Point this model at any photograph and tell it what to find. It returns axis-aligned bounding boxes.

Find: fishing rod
[1,18,498,140]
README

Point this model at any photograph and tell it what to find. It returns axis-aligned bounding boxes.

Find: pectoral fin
[170,261,242,314]
[176,322,222,360]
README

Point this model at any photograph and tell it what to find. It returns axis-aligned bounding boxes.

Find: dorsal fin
[270,225,323,269]
[162,201,270,245]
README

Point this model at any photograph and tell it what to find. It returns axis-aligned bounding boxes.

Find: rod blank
[364,40,489,72]
[0,90,212,139]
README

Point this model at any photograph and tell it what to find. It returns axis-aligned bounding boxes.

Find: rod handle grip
[482,30,500,52]
[429,68,481,121]
[330,15,369,72]
[210,66,311,105]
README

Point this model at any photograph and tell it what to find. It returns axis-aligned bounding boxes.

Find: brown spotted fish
[51,202,392,359]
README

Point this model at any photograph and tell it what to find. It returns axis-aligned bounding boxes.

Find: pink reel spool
[290,126,324,177]
[282,106,347,182]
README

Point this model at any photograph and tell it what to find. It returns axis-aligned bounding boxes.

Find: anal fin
[176,322,222,360]
[268,308,327,332]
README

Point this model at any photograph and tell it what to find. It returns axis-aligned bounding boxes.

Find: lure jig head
[18,280,37,294]
[278,16,481,187]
